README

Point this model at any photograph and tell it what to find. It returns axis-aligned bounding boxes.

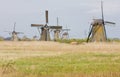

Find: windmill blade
[101,1,107,40]
[49,26,62,29]
[62,29,70,31]
[87,25,93,42]
[37,27,41,37]
[105,21,115,24]
[16,32,24,34]
[4,31,11,33]
[31,24,44,27]
[101,1,105,25]
[4,31,12,35]
[46,10,48,24]
[13,22,16,31]
[57,17,59,26]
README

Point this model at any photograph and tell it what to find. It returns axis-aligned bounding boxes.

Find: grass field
[0,41,120,77]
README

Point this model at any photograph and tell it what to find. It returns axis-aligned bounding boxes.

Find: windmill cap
[92,19,103,25]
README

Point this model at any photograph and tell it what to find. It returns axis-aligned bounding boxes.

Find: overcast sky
[0,0,120,39]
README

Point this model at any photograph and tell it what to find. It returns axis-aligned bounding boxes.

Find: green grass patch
[8,52,120,77]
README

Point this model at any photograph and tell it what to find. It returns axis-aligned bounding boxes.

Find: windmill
[61,27,70,39]
[5,22,23,41]
[87,1,115,42]
[53,17,63,41]
[31,10,62,41]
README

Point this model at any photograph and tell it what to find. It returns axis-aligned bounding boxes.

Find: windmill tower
[87,1,115,42]
[6,22,23,41]
[31,10,62,41]
[54,29,60,41]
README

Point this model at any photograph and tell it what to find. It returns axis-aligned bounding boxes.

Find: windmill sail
[105,21,115,24]
[31,24,44,27]
[101,1,107,40]
[87,25,93,42]
[46,10,48,24]
[13,22,16,31]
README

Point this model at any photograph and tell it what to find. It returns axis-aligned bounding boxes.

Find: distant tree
[4,37,11,41]
[21,36,31,41]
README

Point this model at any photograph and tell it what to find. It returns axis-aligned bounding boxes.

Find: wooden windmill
[31,10,62,41]
[87,1,115,42]
[5,22,23,41]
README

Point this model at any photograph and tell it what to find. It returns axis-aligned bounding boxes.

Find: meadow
[0,41,120,77]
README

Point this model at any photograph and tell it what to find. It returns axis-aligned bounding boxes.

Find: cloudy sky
[0,0,120,39]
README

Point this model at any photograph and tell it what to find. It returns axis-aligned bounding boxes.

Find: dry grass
[0,41,120,77]
[0,41,120,52]
[0,41,120,60]
[0,41,119,59]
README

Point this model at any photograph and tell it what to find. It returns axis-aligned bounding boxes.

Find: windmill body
[12,31,19,41]
[54,30,60,41]
[62,32,69,39]
[90,19,106,42]
[61,29,70,40]
[40,25,51,41]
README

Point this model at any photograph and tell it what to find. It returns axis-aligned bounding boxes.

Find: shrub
[56,38,86,44]
[0,36,4,41]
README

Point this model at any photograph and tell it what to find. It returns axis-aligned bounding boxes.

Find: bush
[56,39,86,44]
[107,38,120,42]
[0,36,4,41]
[20,36,32,41]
